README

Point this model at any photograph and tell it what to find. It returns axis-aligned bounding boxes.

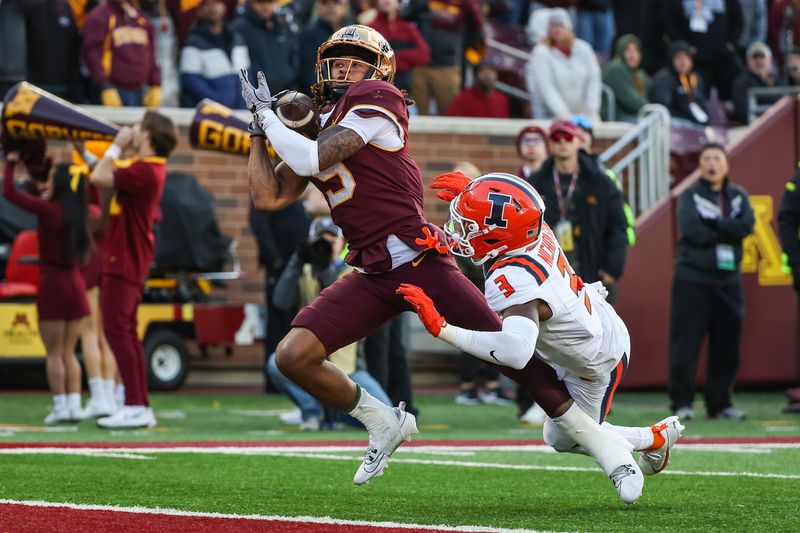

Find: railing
[599,104,671,217]
[747,86,800,124]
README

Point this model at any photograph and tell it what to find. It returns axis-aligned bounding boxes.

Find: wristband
[103,144,122,161]
[82,149,99,167]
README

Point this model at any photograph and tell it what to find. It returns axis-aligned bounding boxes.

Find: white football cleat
[83,398,114,418]
[44,406,73,425]
[97,406,157,429]
[637,415,685,475]
[354,402,418,485]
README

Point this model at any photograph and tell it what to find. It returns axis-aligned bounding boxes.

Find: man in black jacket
[669,143,754,421]
[731,41,780,124]
[296,0,347,92]
[232,0,299,94]
[532,119,628,303]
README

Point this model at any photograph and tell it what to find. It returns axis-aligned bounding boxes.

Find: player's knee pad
[543,418,576,452]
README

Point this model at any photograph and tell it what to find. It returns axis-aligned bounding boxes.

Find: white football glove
[587,280,609,300]
[239,69,275,114]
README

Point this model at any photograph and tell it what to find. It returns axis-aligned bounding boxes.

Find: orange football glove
[415,226,450,254]
[430,172,472,202]
[396,283,446,337]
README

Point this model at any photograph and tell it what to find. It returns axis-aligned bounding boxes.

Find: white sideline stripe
[271,453,800,480]
[2,446,800,479]
[0,499,559,533]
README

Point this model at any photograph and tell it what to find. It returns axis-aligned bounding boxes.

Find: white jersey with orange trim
[483,224,629,381]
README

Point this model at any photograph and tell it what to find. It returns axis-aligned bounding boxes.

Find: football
[274,91,320,140]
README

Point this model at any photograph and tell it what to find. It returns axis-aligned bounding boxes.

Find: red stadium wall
[617,97,800,388]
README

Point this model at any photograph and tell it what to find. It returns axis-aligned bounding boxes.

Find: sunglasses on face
[550,132,574,143]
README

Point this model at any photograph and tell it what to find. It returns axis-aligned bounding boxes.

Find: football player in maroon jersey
[240,25,639,492]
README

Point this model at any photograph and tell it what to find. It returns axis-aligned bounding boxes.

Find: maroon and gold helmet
[314,25,396,103]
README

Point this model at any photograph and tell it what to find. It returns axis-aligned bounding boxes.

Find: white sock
[89,378,106,404]
[104,379,116,405]
[346,386,391,432]
[116,383,125,408]
[53,394,67,411]
[602,422,654,451]
[551,403,633,475]
[67,392,82,411]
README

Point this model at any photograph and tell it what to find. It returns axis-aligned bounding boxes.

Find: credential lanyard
[553,168,579,221]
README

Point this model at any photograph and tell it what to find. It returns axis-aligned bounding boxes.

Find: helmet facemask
[444,199,508,266]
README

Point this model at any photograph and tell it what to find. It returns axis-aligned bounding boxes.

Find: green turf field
[1,392,799,532]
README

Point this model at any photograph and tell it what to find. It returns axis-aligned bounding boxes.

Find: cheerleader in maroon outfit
[3,152,92,424]
[78,176,121,417]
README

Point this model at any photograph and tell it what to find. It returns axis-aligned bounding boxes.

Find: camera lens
[311,238,332,261]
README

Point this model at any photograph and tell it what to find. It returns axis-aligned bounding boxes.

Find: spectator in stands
[249,201,310,383]
[664,0,743,102]
[526,8,602,121]
[268,216,391,430]
[90,111,178,429]
[180,0,251,108]
[3,146,91,425]
[0,0,27,97]
[778,166,800,414]
[82,0,161,107]
[297,0,348,92]
[368,0,431,95]
[602,34,649,121]
[444,61,510,118]
[572,115,637,247]
[515,125,548,184]
[532,119,628,301]
[649,41,711,125]
[768,0,800,66]
[167,0,239,48]
[782,47,800,85]
[402,0,485,115]
[233,0,299,95]
[669,143,754,421]
[18,0,83,103]
[575,0,615,60]
[731,41,780,124]
[612,0,646,42]
[641,0,671,74]
[737,0,767,59]
[140,1,180,107]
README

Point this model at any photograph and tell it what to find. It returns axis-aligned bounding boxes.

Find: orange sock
[645,423,667,451]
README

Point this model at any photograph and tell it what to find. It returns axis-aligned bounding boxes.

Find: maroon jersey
[312,79,435,273]
[104,157,166,285]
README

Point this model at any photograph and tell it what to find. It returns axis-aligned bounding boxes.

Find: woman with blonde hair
[526,8,601,120]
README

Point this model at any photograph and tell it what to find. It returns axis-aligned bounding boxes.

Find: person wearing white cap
[525,8,601,121]
[731,41,779,124]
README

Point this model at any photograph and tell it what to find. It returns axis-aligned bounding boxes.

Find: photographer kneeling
[266,216,392,430]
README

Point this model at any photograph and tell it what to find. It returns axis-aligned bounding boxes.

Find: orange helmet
[314,25,395,102]
[445,173,546,265]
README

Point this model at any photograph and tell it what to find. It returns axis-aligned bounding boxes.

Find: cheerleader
[3,152,91,424]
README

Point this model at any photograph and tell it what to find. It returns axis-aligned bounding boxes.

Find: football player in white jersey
[398,172,684,502]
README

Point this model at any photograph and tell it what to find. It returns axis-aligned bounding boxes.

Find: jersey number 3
[494,275,516,298]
